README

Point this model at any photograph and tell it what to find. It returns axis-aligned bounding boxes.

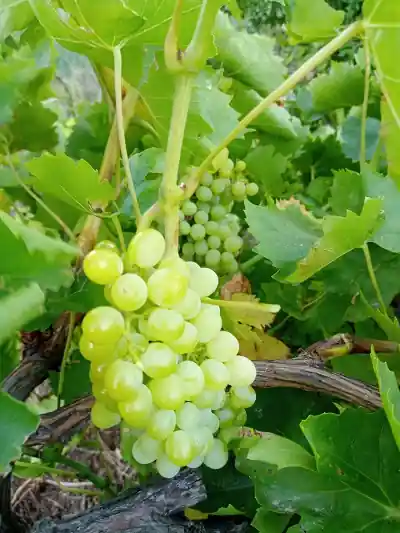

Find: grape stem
[141,20,364,228]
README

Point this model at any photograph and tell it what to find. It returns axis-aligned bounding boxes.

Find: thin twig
[57,312,76,409]
[362,243,388,316]
[360,36,371,169]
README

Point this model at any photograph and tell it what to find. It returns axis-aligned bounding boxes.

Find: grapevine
[82,229,256,477]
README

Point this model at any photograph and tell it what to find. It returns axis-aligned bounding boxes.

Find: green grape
[235,160,246,172]
[89,362,108,383]
[128,333,148,355]
[197,202,211,214]
[224,259,238,274]
[79,336,117,364]
[118,385,153,428]
[182,200,197,216]
[127,229,166,269]
[188,455,204,468]
[91,401,120,429]
[219,188,233,206]
[142,133,156,148]
[210,205,226,221]
[156,452,180,478]
[176,402,201,431]
[160,256,190,279]
[92,382,118,410]
[203,438,228,469]
[180,220,191,236]
[211,390,227,410]
[196,186,213,202]
[82,306,125,344]
[194,210,209,225]
[193,388,222,409]
[211,178,227,195]
[179,210,185,221]
[132,434,162,464]
[221,251,235,266]
[199,408,220,433]
[176,361,205,398]
[200,172,213,186]
[186,261,200,275]
[95,240,118,252]
[207,235,221,249]
[194,240,208,256]
[220,158,235,177]
[212,148,229,171]
[150,374,185,410]
[225,356,257,387]
[215,407,236,428]
[110,273,148,312]
[169,322,198,354]
[83,249,123,286]
[230,386,256,409]
[147,308,185,343]
[206,331,239,362]
[104,285,115,305]
[165,430,195,466]
[141,342,177,378]
[218,224,232,240]
[147,268,188,307]
[104,360,143,401]
[172,288,201,320]
[190,224,206,241]
[191,304,222,343]
[201,359,230,390]
[188,427,214,456]
[205,249,221,268]
[224,235,243,254]
[147,409,176,440]
[246,182,259,196]
[205,221,219,236]
[231,181,246,197]
[234,409,247,426]
[182,242,195,260]
[189,267,219,298]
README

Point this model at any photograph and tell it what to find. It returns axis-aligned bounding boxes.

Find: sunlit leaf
[288,0,345,43]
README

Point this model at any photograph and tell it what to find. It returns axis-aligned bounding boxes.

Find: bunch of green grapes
[80,229,257,478]
[179,148,258,275]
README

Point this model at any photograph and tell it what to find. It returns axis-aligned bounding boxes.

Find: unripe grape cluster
[179,149,258,274]
[81,229,257,478]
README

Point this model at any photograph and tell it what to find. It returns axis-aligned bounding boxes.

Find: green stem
[113,46,141,223]
[240,254,263,273]
[54,482,104,498]
[111,212,126,252]
[57,312,75,409]
[159,74,194,256]
[14,461,76,479]
[362,243,387,316]
[360,37,371,170]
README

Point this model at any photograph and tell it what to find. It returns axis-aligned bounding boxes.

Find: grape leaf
[371,347,400,450]
[287,0,345,43]
[381,99,400,186]
[341,116,381,162]
[0,283,45,344]
[49,351,91,405]
[329,169,364,216]
[0,333,20,383]
[219,294,280,330]
[214,12,286,95]
[284,198,383,283]
[0,391,39,473]
[251,508,291,533]
[245,200,323,268]
[245,145,288,196]
[27,153,115,210]
[309,62,364,113]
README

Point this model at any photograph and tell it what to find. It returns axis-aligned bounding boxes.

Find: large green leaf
[329,169,364,215]
[0,391,39,473]
[284,198,383,283]
[381,99,400,186]
[341,116,381,163]
[214,12,286,95]
[251,509,291,533]
[245,146,288,196]
[287,0,345,43]
[371,347,400,450]
[27,153,115,210]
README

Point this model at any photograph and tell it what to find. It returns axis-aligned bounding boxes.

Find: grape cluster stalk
[179,148,258,274]
[80,229,257,478]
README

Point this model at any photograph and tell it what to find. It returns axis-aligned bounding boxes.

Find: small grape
[194,240,208,256]
[219,159,235,178]
[176,361,205,398]
[82,307,125,344]
[203,439,228,469]
[132,434,162,464]
[198,409,220,433]
[165,430,195,466]
[225,356,257,387]
[207,235,221,249]
[147,308,184,343]
[200,172,213,186]
[218,224,232,240]
[91,401,120,429]
[182,242,195,260]
[197,202,211,214]
[127,333,148,355]
[141,342,177,378]
[110,273,148,312]
[79,336,116,364]
[147,268,188,307]
[224,235,243,254]
[206,331,239,362]
[190,224,206,241]
[234,409,247,426]
[194,210,209,225]
[191,305,222,343]
[89,362,108,384]
[210,205,226,221]
[176,402,201,431]
[215,407,236,428]
[205,249,221,268]
[205,221,219,235]
[201,359,230,390]
[150,374,185,410]
[212,148,229,171]
[211,179,227,195]
[118,385,153,428]
[92,383,118,411]
[179,210,185,221]
[147,409,176,440]
[168,322,198,354]
[158,256,190,278]
[180,220,191,236]
[192,388,222,409]
[83,249,123,286]
[210,390,227,410]
[230,386,257,409]
[246,182,259,196]
[188,456,204,468]
[221,251,235,265]
[189,267,219,297]
[182,200,197,216]
[188,427,214,456]
[95,240,118,252]
[104,360,143,401]
[127,229,165,269]
[156,453,180,478]
[235,160,246,172]
[231,181,246,197]
[219,188,233,205]
[171,289,201,320]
